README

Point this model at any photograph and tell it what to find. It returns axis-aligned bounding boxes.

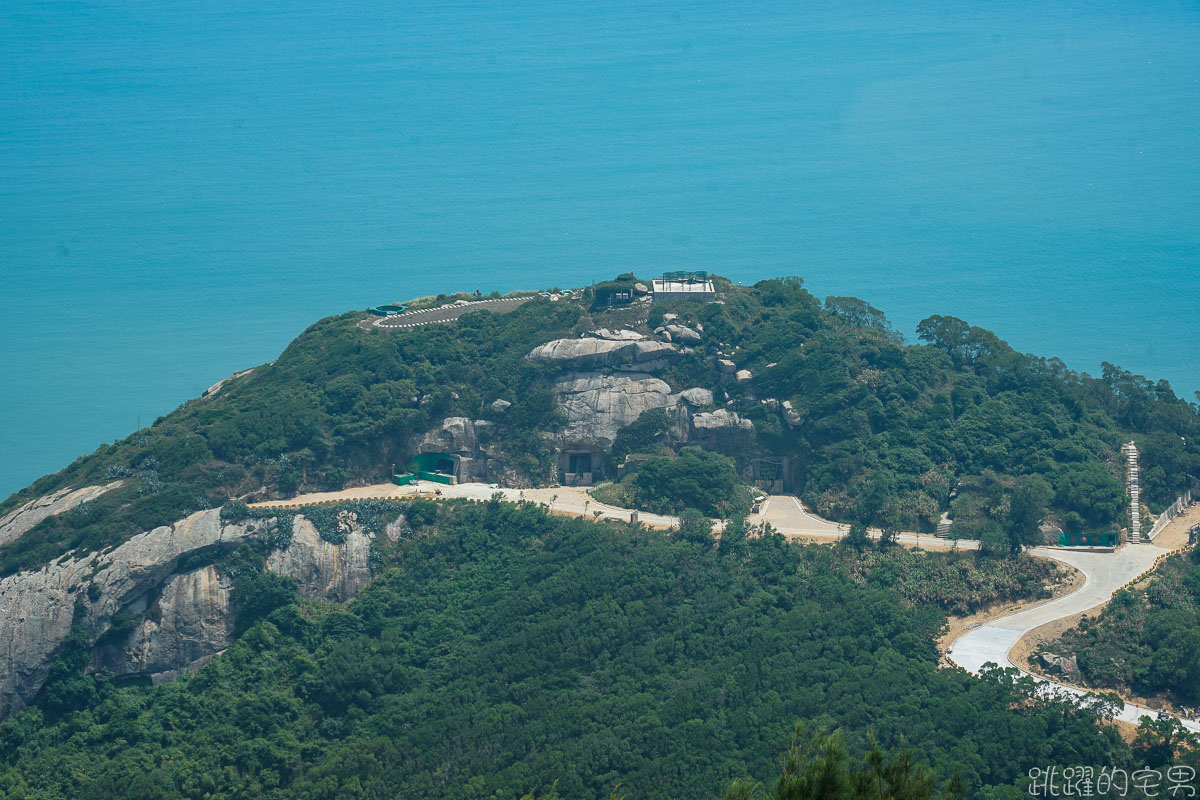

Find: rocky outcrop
[1038,651,1081,681]
[692,409,753,433]
[554,372,676,450]
[0,502,383,719]
[676,388,713,407]
[528,335,679,371]
[419,416,478,454]
[0,482,124,547]
[663,324,702,344]
[0,509,263,718]
[384,515,410,543]
[587,328,644,341]
[91,565,232,683]
[783,400,803,428]
[266,517,372,602]
[202,367,256,399]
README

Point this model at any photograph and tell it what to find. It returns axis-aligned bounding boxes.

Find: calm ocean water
[2,0,1198,498]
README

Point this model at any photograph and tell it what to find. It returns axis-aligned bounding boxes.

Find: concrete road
[753,495,977,550]
[253,481,679,529]
[255,483,1195,728]
[368,296,532,330]
[948,542,1200,731]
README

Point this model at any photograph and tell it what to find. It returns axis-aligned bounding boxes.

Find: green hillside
[0,500,1136,800]
[4,276,1197,576]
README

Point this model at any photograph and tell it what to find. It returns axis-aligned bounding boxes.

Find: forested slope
[0,500,1140,800]
[2,275,1197,568]
[1041,548,1200,707]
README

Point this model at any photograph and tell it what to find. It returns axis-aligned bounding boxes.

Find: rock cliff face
[0,481,124,547]
[266,517,372,602]
[527,334,679,371]
[0,509,259,717]
[527,329,744,459]
[91,565,232,683]
[554,372,677,450]
[0,506,378,719]
[418,416,479,454]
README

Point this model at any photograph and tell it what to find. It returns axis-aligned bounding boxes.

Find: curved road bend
[757,495,1197,729]
[366,296,533,330]
[752,495,978,550]
[948,542,1200,731]
[255,484,1191,727]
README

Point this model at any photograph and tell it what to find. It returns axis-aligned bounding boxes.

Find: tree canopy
[0,501,1141,799]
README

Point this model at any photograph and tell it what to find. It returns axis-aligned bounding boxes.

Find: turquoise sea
[2,0,1198,498]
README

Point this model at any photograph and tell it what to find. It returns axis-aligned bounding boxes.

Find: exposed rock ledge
[0,481,124,547]
[554,372,676,450]
[0,507,376,719]
[528,334,679,371]
[266,517,372,602]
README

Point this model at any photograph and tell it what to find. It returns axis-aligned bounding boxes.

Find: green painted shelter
[1058,532,1117,548]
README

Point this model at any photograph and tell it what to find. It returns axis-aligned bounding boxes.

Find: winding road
[253,483,1198,729]
[947,538,1200,732]
[360,296,533,331]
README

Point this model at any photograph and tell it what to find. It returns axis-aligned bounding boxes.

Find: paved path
[948,540,1200,731]
[254,482,1196,728]
[363,296,533,330]
[253,481,679,529]
[751,495,977,550]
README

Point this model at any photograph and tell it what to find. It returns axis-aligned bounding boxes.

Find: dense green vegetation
[0,300,584,576]
[594,447,756,518]
[1042,549,1200,706]
[4,275,1199,577]
[0,501,1138,799]
[650,278,1200,539]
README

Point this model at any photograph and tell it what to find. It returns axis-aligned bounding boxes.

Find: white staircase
[1124,441,1141,543]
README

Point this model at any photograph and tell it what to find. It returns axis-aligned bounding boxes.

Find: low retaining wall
[1147,490,1193,541]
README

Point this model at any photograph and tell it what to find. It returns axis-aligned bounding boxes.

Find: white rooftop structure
[651,275,715,302]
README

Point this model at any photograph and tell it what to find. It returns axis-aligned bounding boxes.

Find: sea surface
[2,0,1198,498]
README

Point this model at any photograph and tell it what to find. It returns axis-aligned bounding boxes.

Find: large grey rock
[689,409,754,450]
[91,564,232,683]
[0,482,124,547]
[419,417,477,454]
[587,328,644,341]
[664,324,702,344]
[677,388,714,407]
[265,517,372,602]
[692,409,753,432]
[782,400,803,428]
[0,509,261,718]
[554,372,676,450]
[1038,652,1081,681]
[735,369,753,383]
[491,399,512,413]
[528,337,679,371]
